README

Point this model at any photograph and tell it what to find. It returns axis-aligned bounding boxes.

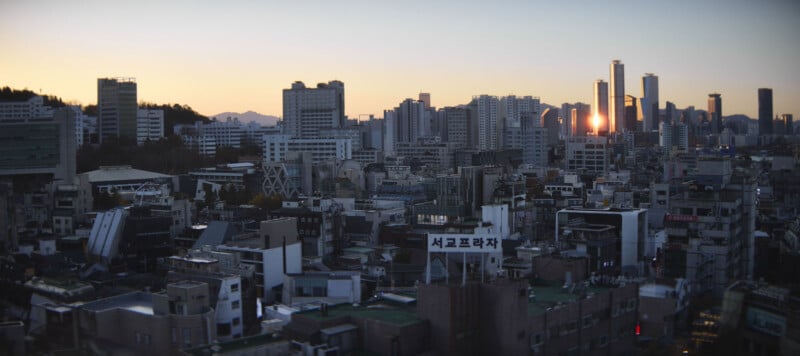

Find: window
[232,300,240,309]
[231,283,239,293]
[183,328,191,347]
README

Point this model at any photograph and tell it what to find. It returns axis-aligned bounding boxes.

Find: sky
[1,0,798,119]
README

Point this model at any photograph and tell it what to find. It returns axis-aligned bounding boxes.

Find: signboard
[746,307,785,337]
[665,214,698,222]
[427,234,502,253]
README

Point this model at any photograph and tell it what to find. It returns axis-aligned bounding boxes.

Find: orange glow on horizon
[592,114,601,134]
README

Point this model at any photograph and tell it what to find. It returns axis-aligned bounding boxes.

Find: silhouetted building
[782,114,794,135]
[624,95,638,132]
[708,93,722,134]
[758,88,773,136]
[97,77,137,143]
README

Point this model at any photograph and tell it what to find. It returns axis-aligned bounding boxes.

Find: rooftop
[296,302,421,327]
[83,165,173,183]
[527,280,611,316]
[80,291,154,315]
[184,332,285,356]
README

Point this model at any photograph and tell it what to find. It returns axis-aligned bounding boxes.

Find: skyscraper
[708,93,722,134]
[758,88,773,136]
[609,60,625,133]
[98,78,137,143]
[570,103,591,137]
[624,95,638,132]
[282,80,345,139]
[782,114,794,136]
[541,108,560,146]
[641,73,659,131]
[419,93,431,109]
[593,79,609,134]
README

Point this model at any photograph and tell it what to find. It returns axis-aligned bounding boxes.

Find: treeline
[0,86,66,107]
[77,136,249,174]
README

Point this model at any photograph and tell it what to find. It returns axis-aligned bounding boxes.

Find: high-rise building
[521,112,547,167]
[570,103,591,137]
[282,80,345,139]
[475,95,500,151]
[97,78,137,143]
[502,95,540,149]
[641,73,659,131]
[541,108,560,146]
[708,93,722,134]
[382,110,396,157]
[394,98,428,144]
[560,103,574,138]
[418,92,431,109]
[609,60,625,133]
[758,88,773,136]
[439,107,470,149]
[565,135,608,176]
[593,79,609,134]
[624,95,638,132]
[782,114,794,135]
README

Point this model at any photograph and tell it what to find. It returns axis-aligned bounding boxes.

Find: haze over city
[2,0,799,118]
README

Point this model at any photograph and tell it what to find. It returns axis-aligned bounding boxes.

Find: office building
[135,108,164,145]
[438,106,470,149]
[609,60,625,133]
[565,135,608,175]
[758,88,773,136]
[708,93,722,134]
[382,109,397,157]
[659,122,689,154]
[282,80,345,139]
[642,73,659,131]
[263,134,352,164]
[593,79,609,134]
[97,78,137,143]
[0,107,77,184]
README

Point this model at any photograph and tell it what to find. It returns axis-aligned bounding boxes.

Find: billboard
[746,307,785,337]
[427,234,502,253]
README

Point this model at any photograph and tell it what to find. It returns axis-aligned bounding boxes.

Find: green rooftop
[297,303,421,327]
[527,280,610,316]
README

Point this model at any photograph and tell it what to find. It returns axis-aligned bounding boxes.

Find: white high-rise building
[502,95,540,149]
[475,95,500,151]
[136,109,164,145]
[593,80,609,134]
[609,60,625,133]
[282,80,345,139]
[642,73,659,132]
[395,98,428,144]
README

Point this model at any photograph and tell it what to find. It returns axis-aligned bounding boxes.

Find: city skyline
[1,0,798,119]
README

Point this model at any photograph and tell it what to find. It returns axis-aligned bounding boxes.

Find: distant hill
[210,111,280,126]
[140,103,211,135]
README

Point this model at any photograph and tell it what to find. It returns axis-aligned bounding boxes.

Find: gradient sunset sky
[1,0,798,119]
